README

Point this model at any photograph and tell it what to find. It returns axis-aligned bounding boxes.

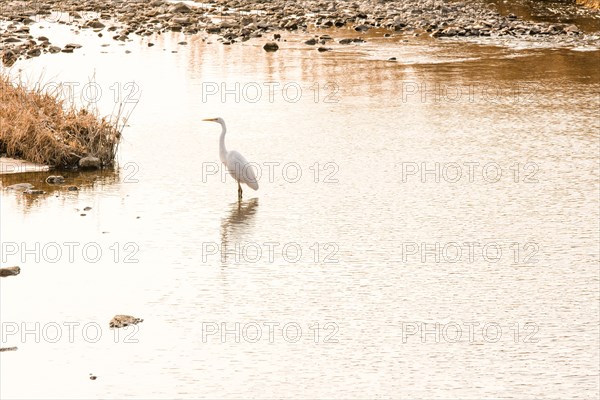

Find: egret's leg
[238,182,243,200]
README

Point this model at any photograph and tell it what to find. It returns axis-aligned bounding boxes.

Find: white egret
[202,117,259,200]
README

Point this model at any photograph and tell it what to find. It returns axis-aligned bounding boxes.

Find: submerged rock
[46,175,65,184]
[109,315,144,329]
[6,183,34,191]
[0,266,20,277]
[24,189,44,195]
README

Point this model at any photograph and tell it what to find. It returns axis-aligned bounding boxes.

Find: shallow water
[1,10,599,400]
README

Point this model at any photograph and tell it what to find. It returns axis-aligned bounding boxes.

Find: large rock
[79,156,101,169]
[0,266,20,277]
[109,315,144,329]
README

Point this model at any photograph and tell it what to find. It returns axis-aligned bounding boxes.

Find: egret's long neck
[218,121,227,162]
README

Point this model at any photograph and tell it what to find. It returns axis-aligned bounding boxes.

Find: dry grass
[0,73,124,168]
[576,0,600,9]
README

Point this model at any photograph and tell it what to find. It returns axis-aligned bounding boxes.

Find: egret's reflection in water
[220,198,259,266]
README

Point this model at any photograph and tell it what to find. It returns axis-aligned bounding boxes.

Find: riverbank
[0,74,122,169]
[1,0,599,66]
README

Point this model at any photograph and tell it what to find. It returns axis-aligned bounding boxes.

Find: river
[1,2,599,399]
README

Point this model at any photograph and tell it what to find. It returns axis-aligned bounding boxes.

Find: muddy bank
[1,0,599,66]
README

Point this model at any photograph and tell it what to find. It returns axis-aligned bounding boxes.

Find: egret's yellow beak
[202,118,218,122]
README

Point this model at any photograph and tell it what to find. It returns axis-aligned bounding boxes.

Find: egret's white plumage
[203,117,259,199]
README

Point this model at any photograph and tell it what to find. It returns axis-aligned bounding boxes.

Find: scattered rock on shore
[0,0,597,67]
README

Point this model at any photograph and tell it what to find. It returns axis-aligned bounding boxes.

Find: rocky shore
[1,0,599,65]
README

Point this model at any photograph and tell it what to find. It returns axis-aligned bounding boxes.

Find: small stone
[2,50,17,67]
[317,47,332,52]
[263,42,279,52]
[6,183,34,191]
[24,189,44,195]
[26,48,41,57]
[83,206,92,211]
[388,57,397,61]
[68,186,79,191]
[0,347,18,352]
[148,43,155,47]
[46,175,65,184]
[109,315,143,329]
[0,267,20,277]
[178,41,187,45]
[304,38,317,45]
[87,20,105,29]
